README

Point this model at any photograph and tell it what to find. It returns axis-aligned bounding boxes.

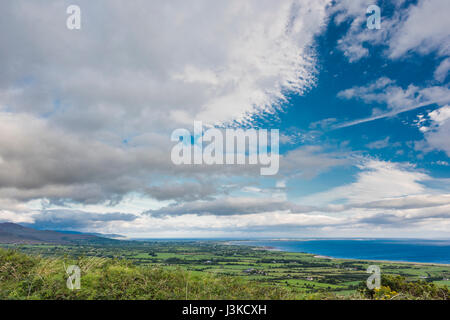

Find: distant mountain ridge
[0,222,110,244]
[52,230,127,240]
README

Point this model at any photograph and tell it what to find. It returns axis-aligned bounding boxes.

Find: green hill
[0,223,105,244]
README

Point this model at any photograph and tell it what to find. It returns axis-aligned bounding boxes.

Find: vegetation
[1,241,449,300]
[0,248,292,300]
[359,274,450,300]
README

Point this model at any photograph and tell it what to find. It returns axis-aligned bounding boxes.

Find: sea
[229,239,450,264]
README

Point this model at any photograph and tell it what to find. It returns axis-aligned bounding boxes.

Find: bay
[230,239,450,264]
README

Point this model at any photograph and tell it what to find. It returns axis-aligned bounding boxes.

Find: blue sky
[0,0,449,238]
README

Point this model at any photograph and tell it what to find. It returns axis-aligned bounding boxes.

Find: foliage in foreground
[359,274,450,300]
[0,248,293,300]
[1,248,448,300]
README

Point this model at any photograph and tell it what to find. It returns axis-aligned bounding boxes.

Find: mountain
[0,223,107,244]
[53,230,127,240]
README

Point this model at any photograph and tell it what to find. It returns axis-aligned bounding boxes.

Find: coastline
[223,240,450,267]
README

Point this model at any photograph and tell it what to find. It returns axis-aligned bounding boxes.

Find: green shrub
[0,248,292,300]
[359,274,449,300]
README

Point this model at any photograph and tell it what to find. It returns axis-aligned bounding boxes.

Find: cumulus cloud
[300,159,430,204]
[145,159,450,230]
[0,0,337,209]
[70,159,450,237]
[0,1,449,238]
[24,209,138,231]
[415,105,450,156]
[333,0,450,62]
[146,192,450,218]
[358,205,450,227]
[434,58,450,82]
[0,111,176,204]
[331,0,390,62]
[0,0,330,128]
[145,197,316,217]
[0,108,352,206]
[387,0,450,59]
[280,145,349,178]
[350,194,450,210]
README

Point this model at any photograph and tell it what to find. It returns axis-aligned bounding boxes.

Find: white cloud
[429,105,450,123]
[136,158,450,238]
[1,1,449,238]
[0,0,330,128]
[280,145,349,178]
[331,0,395,62]
[334,0,450,62]
[434,57,450,82]
[300,159,429,205]
[416,105,450,156]
[388,0,450,59]
[0,0,335,217]
[366,137,391,149]
[335,78,450,128]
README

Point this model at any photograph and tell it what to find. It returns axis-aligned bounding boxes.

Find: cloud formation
[415,105,450,156]
[0,0,330,127]
[0,1,448,238]
[334,0,450,63]
[0,0,335,207]
[335,78,450,128]
[24,209,138,231]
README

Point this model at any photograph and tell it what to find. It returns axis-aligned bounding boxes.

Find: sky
[0,0,449,238]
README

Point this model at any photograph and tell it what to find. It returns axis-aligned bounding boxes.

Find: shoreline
[223,240,450,267]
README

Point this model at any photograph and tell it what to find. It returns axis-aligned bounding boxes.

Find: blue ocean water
[231,239,450,264]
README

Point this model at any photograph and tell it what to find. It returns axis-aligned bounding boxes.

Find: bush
[0,248,293,300]
[359,274,449,300]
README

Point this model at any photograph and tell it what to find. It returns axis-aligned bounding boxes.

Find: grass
[1,241,449,300]
[0,248,296,300]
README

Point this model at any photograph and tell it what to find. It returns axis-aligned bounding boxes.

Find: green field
[1,241,449,299]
